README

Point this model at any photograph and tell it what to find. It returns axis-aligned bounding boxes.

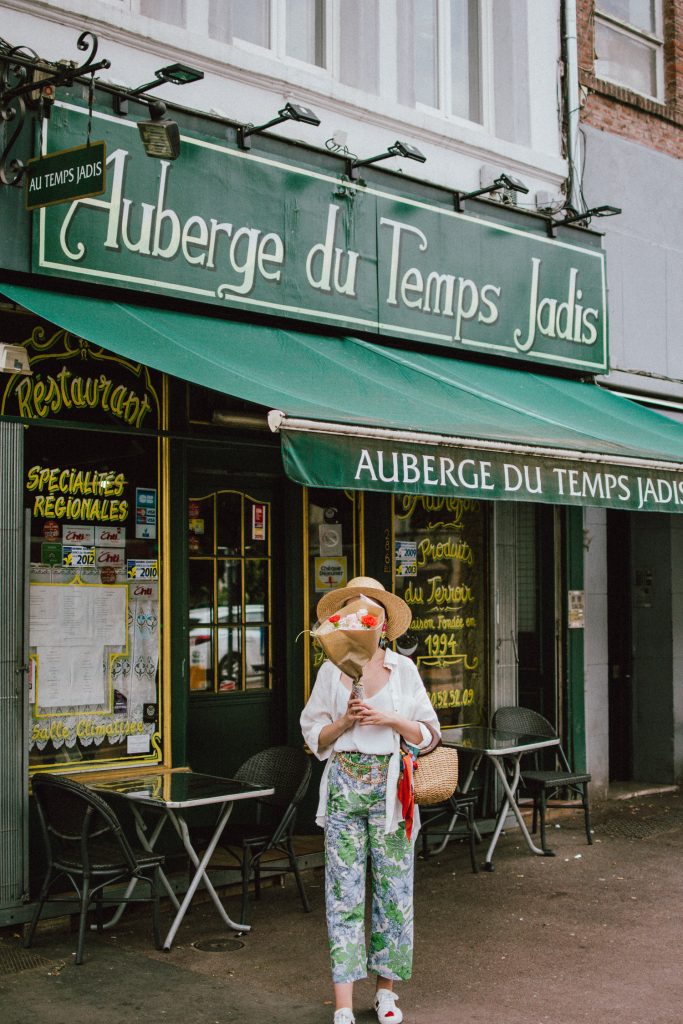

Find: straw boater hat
[316,576,412,641]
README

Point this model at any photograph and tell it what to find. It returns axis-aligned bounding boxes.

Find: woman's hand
[355,704,425,746]
[318,696,364,749]
[353,702,397,729]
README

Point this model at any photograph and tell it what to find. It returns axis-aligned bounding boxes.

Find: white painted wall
[2,0,567,198]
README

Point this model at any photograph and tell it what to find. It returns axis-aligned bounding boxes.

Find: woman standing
[300,577,440,1024]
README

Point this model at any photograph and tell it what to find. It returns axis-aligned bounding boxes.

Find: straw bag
[412,745,459,806]
[407,723,459,807]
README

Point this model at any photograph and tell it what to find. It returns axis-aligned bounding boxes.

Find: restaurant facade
[2,36,683,925]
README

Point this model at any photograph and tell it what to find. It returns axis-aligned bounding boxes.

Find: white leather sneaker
[333,1009,355,1024]
[374,989,403,1023]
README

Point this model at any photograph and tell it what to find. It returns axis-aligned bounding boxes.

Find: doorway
[516,503,560,724]
[606,509,633,780]
[185,445,286,777]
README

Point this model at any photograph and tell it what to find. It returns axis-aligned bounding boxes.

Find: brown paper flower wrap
[312,597,385,695]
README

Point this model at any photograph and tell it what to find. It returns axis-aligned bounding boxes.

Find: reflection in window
[139,0,185,27]
[595,0,663,99]
[188,490,271,694]
[339,0,379,94]
[209,0,270,47]
[397,0,482,123]
[285,0,325,66]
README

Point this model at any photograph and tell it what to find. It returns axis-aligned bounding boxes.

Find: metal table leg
[429,753,483,855]
[483,753,553,870]
[92,802,179,930]
[162,800,249,950]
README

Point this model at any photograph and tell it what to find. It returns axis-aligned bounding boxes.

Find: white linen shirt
[300,647,441,838]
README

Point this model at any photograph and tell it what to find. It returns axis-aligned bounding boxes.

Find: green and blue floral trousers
[325,752,414,984]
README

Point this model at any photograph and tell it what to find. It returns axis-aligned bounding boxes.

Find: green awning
[3,281,683,513]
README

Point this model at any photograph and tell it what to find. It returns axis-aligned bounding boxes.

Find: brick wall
[576,0,683,159]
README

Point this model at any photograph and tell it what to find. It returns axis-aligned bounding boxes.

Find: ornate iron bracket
[0,31,111,186]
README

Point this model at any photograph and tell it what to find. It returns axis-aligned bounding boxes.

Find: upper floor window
[595,1,664,100]
[130,0,530,140]
[207,0,326,68]
[397,0,482,123]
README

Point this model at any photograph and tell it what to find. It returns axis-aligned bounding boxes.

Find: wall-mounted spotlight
[114,62,204,115]
[547,204,621,237]
[237,102,321,150]
[454,173,529,212]
[347,140,426,180]
[137,99,180,160]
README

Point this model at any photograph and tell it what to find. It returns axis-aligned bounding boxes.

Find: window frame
[594,2,665,102]
[188,488,272,697]
[401,0,489,128]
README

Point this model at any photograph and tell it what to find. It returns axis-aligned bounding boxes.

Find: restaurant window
[304,488,361,699]
[392,494,489,728]
[189,490,272,694]
[595,1,664,100]
[397,0,482,123]
[0,312,164,772]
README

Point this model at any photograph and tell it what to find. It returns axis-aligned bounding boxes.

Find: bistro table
[441,726,561,870]
[91,769,274,949]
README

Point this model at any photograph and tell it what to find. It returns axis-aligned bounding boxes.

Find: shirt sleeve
[403,657,441,743]
[300,661,337,761]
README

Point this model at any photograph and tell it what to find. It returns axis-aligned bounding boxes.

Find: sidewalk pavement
[2,786,682,1024]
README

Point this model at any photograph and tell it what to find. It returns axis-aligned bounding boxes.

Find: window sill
[581,71,683,126]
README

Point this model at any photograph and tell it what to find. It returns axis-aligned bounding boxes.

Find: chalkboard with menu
[393,495,488,727]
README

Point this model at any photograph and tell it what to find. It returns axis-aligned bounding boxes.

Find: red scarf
[398,751,416,840]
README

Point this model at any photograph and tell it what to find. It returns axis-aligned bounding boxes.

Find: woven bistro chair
[491,706,593,852]
[24,774,165,964]
[218,746,312,925]
[418,790,480,872]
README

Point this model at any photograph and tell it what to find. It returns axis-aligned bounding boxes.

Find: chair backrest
[32,773,139,875]
[492,705,556,739]
[234,746,312,812]
[492,706,573,771]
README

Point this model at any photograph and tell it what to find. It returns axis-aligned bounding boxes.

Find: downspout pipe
[562,0,583,214]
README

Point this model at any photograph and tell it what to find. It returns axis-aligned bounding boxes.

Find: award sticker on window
[252,503,266,541]
[395,540,417,577]
[315,556,347,592]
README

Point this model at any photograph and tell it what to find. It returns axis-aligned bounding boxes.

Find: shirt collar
[383,646,399,668]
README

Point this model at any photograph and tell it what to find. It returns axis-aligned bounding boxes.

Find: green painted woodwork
[29,102,607,372]
[565,507,586,772]
[3,281,683,514]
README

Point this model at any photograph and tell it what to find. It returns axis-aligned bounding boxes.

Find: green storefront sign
[33,102,608,373]
[281,430,683,515]
[25,141,106,211]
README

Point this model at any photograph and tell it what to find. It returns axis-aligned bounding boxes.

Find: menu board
[393,495,488,727]
[30,579,128,711]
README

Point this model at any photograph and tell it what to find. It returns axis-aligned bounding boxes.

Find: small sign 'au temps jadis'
[25,141,106,211]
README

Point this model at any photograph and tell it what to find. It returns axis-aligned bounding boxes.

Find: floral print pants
[325,753,414,984]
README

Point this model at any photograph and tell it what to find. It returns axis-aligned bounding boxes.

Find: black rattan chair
[24,774,165,964]
[491,706,593,852]
[219,746,312,925]
[418,791,479,872]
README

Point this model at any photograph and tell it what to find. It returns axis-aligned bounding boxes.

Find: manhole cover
[0,948,56,976]
[191,938,245,953]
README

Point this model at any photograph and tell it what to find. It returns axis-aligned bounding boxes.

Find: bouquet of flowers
[312,596,385,697]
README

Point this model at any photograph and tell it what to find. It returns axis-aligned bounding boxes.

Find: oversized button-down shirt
[300,647,440,837]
